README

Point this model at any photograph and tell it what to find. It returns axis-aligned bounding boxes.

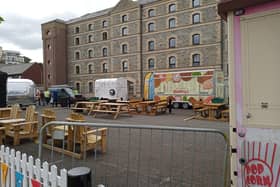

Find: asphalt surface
[7,105,230,187]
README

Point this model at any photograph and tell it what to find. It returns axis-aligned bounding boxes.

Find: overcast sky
[0,0,120,62]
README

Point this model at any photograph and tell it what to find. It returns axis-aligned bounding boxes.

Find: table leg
[113,106,121,119]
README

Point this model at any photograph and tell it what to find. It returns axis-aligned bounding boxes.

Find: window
[122,61,128,72]
[169,37,176,48]
[75,27,79,33]
[148,58,155,70]
[46,30,51,35]
[47,44,51,50]
[148,9,155,17]
[192,13,200,24]
[88,49,93,58]
[169,18,176,29]
[169,4,176,13]
[75,37,80,45]
[148,23,155,32]
[122,15,128,22]
[192,0,200,8]
[103,48,108,57]
[169,56,176,68]
[148,40,155,51]
[88,24,93,31]
[88,82,93,93]
[192,34,200,45]
[102,32,108,40]
[103,63,108,73]
[75,65,80,74]
[47,74,51,80]
[75,82,80,92]
[102,20,108,28]
[88,64,93,73]
[122,27,128,36]
[122,44,128,54]
[88,35,93,43]
[192,54,200,66]
[47,60,50,65]
[75,51,80,60]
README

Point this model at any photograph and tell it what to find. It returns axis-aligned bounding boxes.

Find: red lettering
[246,176,251,184]
[246,165,251,174]
[263,176,271,185]
[250,175,256,184]
[257,164,264,174]
[251,164,258,174]
[256,175,263,185]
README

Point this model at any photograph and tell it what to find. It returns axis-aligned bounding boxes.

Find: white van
[7,78,36,107]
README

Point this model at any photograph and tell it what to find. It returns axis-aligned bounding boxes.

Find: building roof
[0,63,33,75]
[138,0,157,5]
[66,0,157,24]
[67,8,113,24]
[218,0,275,20]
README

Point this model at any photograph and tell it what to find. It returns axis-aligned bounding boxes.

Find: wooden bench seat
[92,109,118,114]
[71,107,90,112]
[221,109,230,121]
[0,127,5,144]
[148,100,168,115]
[194,107,209,118]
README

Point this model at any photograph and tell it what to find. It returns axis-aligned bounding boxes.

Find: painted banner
[154,70,215,100]
[241,140,280,186]
[31,178,41,187]
[144,72,152,100]
[15,171,24,187]
[1,163,8,185]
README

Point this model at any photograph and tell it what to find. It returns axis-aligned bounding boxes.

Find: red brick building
[0,63,43,86]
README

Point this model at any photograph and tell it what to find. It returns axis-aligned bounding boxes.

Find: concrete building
[42,0,227,98]
[0,50,25,64]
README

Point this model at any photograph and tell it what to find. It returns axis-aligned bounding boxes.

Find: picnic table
[71,101,104,115]
[0,107,12,119]
[136,100,167,115]
[0,118,26,127]
[0,118,27,144]
[91,102,130,119]
[137,101,157,113]
[200,103,227,120]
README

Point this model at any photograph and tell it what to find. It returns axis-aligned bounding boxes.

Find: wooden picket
[0,145,67,187]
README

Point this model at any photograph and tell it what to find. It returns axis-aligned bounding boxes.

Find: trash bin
[68,167,91,187]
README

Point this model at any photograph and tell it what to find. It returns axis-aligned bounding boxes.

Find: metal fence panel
[39,122,229,187]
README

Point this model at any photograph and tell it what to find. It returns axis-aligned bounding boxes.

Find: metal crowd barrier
[39,121,230,187]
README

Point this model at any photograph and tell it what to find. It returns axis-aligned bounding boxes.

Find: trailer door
[241,10,280,128]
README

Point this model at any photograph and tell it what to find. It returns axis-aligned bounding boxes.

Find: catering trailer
[144,70,225,108]
[218,1,280,186]
[94,78,134,101]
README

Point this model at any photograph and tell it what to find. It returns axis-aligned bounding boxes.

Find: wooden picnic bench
[147,99,168,115]
[221,109,229,121]
[194,103,227,121]
[91,102,130,119]
[71,101,93,114]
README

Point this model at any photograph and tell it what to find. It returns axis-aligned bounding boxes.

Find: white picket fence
[0,145,67,187]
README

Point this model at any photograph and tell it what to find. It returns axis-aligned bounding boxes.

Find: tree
[0,16,4,24]
[23,56,32,63]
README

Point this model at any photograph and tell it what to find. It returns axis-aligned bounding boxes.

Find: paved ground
[7,106,230,187]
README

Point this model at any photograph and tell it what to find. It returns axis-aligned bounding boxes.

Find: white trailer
[7,78,36,107]
[94,78,130,101]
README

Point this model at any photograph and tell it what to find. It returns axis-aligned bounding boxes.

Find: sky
[0,0,120,62]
